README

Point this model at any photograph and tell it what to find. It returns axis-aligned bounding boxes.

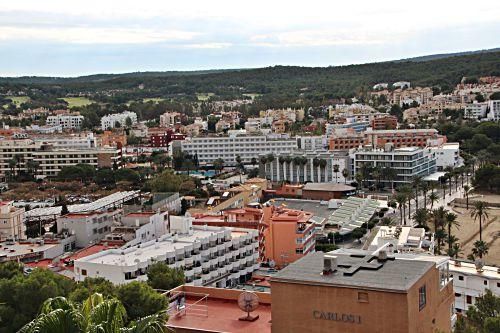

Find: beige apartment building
[0,139,121,178]
[0,201,26,241]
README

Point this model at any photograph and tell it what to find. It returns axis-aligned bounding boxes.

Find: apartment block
[74,215,260,287]
[261,150,350,184]
[46,114,84,129]
[464,102,488,120]
[351,145,437,186]
[180,133,297,165]
[0,201,25,241]
[364,129,446,149]
[449,260,500,314]
[487,100,500,121]
[159,111,181,127]
[370,115,398,130]
[56,210,121,248]
[0,139,121,177]
[101,111,138,130]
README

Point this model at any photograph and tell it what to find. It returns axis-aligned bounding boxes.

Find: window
[466,295,472,304]
[483,280,488,286]
[419,285,427,311]
[358,292,369,303]
[458,275,464,281]
[82,269,87,276]
[455,293,461,297]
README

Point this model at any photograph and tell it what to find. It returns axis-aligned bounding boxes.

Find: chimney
[323,254,338,275]
[377,250,388,261]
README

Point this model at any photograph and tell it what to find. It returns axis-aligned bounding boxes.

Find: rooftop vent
[323,254,338,275]
[377,250,388,262]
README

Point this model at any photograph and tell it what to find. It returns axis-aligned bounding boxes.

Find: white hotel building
[179,133,297,165]
[351,145,437,186]
[101,111,138,130]
[46,114,84,129]
[74,214,260,286]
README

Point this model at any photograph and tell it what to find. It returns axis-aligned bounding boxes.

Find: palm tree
[359,163,373,189]
[431,207,446,236]
[319,159,327,182]
[412,208,429,228]
[293,156,302,183]
[355,173,363,194]
[439,175,447,199]
[235,155,243,183]
[447,242,462,259]
[8,158,17,180]
[20,293,166,333]
[250,157,257,168]
[428,192,439,210]
[382,167,397,191]
[313,157,320,182]
[463,185,471,209]
[279,156,286,182]
[266,153,275,181]
[470,201,489,242]
[333,164,340,183]
[300,156,308,182]
[421,182,429,209]
[400,185,414,222]
[444,166,453,195]
[259,156,267,176]
[434,229,447,255]
[213,158,225,175]
[471,240,489,259]
[411,176,422,210]
[444,212,460,254]
[284,156,292,182]
[342,168,349,184]
[371,166,382,190]
[394,193,407,225]
[26,160,40,179]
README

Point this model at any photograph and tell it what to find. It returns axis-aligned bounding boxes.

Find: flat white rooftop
[77,229,250,267]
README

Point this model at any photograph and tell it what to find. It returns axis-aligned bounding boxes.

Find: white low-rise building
[74,214,260,286]
[487,100,500,121]
[0,201,25,241]
[449,260,500,314]
[101,111,138,130]
[46,114,84,129]
[464,102,488,120]
[57,210,121,248]
[366,226,432,253]
[430,143,463,171]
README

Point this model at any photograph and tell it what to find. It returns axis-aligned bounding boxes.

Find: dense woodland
[1,51,500,112]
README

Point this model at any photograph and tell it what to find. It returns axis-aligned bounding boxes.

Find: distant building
[464,102,488,120]
[373,83,389,90]
[366,226,432,253]
[487,100,500,121]
[392,81,411,89]
[301,183,356,200]
[101,111,137,130]
[0,201,25,241]
[351,145,437,186]
[46,114,84,129]
[180,133,297,165]
[370,115,398,130]
[159,111,181,127]
[261,150,350,184]
[363,129,446,149]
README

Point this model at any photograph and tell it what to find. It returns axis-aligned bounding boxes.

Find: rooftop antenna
[238,291,260,322]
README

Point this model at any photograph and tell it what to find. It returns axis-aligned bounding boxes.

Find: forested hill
[1,50,500,102]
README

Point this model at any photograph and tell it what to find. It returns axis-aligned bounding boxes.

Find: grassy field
[196,93,214,101]
[143,98,166,103]
[243,93,261,100]
[4,96,30,106]
[60,97,94,107]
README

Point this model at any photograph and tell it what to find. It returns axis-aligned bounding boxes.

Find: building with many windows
[449,259,500,314]
[464,102,488,120]
[74,214,260,286]
[260,150,350,184]
[179,133,297,165]
[487,99,500,121]
[0,201,25,241]
[101,111,138,130]
[46,114,84,129]
[0,139,121,177]
[351,145,437,187]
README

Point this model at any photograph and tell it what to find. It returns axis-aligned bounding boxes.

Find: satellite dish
[237,291,260,322]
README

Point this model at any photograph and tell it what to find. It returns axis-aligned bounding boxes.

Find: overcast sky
[1,0,499,77]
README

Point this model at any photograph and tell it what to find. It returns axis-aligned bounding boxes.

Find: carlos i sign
[313,310,361,324]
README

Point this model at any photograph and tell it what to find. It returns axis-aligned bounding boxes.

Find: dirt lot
[0,181,114,202]
[451,204,500,266]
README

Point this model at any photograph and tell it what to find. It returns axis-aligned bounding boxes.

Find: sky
[0,0,499,77]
